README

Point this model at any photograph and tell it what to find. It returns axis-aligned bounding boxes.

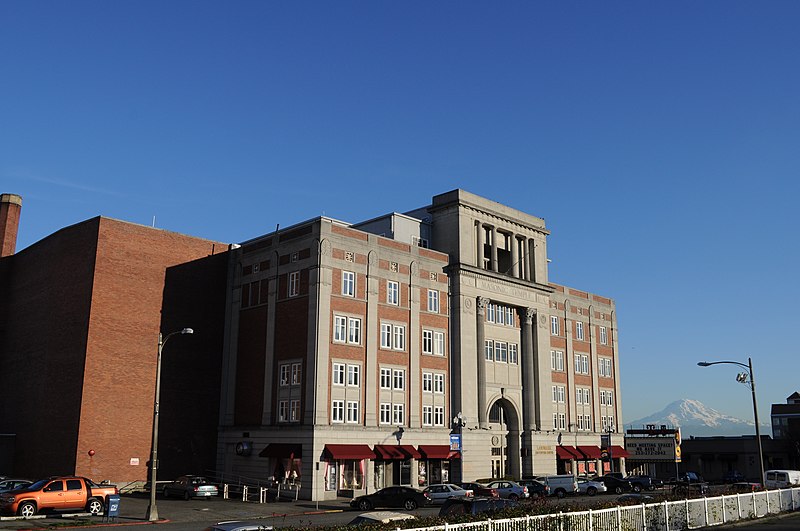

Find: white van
[534,475,578,498]
[764,470,800,489]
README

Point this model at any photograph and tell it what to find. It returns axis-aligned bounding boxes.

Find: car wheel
[183,490,191,500]
[358,499,372,511]
[404,499,418,510]
[87,497,104,515]
[18,501,37,518]
[509,493,519,501]
[615,486,623,494]
[633,484,642,493]
[587,487,597,497]
[555,489,565,499]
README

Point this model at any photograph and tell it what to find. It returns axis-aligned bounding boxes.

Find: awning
[373,444,422,460]
[556,445,579,460]
[259,443,303,458]
[576,446,602,459]
[323,444,375,460]
[418,445,460,459]
[610,445,630,458]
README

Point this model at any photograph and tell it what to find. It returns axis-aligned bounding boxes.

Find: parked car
[764,470,800,489]
[458,482,499,498]
[0,479,32,493]
[0,476,118,517]
[625,475,657,492]
[349,486,430,511]
[518,479,549,498]
[438,496,518,517]
[163,476,219,499]
[533,475,578,498]
[423,483,473,504]
[671,481,709,496]
[348,511,417,525]
[592,475,633,494]
[576,479,607,496]
[203,521,274,531]
[484,480,529,500]
[722,470,745,484]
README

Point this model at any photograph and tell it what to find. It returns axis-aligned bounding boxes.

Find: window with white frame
[380,403,391,424]
[393,325,406,351]
[551,350,564,371]
[600,390,614,406]
[393,369,405,390]
[434,373,444,394]
[434,406,444,426]
[422,372,433,393]
[601,415,614,431]
[557,413,566,430]
[290,399,300,422]
[428,289,439,313]
[599,357,613,378]
[387,280,399,305]
[422,330,433,354]
[342,271,355,297]
[348,317,361,344]
[381,323,392,348]
[279,400,289,422]
[509,343,518,364]
[423,406,433,426]
[576,387,591,405]
[331,400,344,423]
[288,271,300,297]
[485,340,494,361]
[552,385,565,403]
[600,326,608,345]
[575,354,589,375]
[576,321,585,341]
[279,365,290,386]
[434,331,445,356]
[551,315,559,335]
[291,363,301,385]
[332,363,345,385]
[380,368,392,389]
[334,316,347,343]
[392,403,404,425]
[494,341,508,362]
[347,365,360,387]
[346,401,359,423]
[578,413,591,431]
[487,303,495,323]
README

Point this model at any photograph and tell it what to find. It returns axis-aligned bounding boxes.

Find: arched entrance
[488,398,521,479]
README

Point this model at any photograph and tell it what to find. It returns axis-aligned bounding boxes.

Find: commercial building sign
[625,437,678,462]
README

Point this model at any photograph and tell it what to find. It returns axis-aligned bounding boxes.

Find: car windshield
[25,479,50,491]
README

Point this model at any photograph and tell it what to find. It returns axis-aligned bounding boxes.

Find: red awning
[556,445,579,460]
[323,444,375,460]
[373,444,422,460]
[259,443,303,458]
[576,445,602,459]
[418,445,460,459]
[610,445,630,458]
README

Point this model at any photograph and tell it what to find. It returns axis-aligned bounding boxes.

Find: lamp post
[146,327,193,522]
[697,357,765,487]
[453,412,466,483]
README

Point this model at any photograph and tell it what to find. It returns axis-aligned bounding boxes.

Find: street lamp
[453,412,466,483]
[697,357,765,487]
[146,327,193,522]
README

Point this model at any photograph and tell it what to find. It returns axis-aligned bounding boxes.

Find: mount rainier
[625,398,767,438]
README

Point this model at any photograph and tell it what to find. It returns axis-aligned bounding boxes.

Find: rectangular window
[599,358,613,378]
[381,323,392,348]
[342,271,355,297]
[347,365,360,387]
[334,316,347,343]
[393,369,405,390]
[434,406,444,426]
[279,365,290,386]
[332,363,345,385]
[494,341,508,363]
[331,400,344,423]
[434,373,444,394]
[551,350,564,371]
[575,354,589,375]
[346,401,359,423]
[600,326,608,345]
[558,413,566,430]
[393,325,406,350]
[551,315,559,335]
[380,403,391,424]
[423,406,433,426]
[380,368,392,389]
[387,281,399,305]
[348,317,361,344]
[291,363,302,385]
[290,399,300,422]
[288,271,300,297]
[485,340,494,361]
[428,289,439,313]
[422,330,433,354]
[576,388,590,405]
[576,322,584,341]
[279,400,288,422]
[434,331,445,356]
[509,343,518,364]
[422,372,433,393]
[487,303,495,323]
[551,385,565,403]
[392,403,405,425]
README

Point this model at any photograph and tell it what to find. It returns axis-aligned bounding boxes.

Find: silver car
[484,480,529,500]
[163,475,219,499]
[577,479,607,496]
[423,483,474,504]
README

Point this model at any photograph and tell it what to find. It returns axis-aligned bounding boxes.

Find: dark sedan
[349,486,430,511]
[592,475,633,494]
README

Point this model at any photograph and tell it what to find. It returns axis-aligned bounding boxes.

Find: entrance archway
[487,398,521,479]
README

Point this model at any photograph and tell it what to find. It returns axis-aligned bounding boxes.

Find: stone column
[510,234,519,278]
[490,226,498,272]
[476,296,489,427]
[520,308,536,475]
[528,239,537,283]
[476,221,484,269]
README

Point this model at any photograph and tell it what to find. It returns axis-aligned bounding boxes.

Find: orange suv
[0,476,118,517]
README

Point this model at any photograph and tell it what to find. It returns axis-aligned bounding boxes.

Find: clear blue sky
[3,1,799,427]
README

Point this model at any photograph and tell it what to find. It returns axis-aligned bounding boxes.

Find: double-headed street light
[146,328,193,522]
[697,357,765,487]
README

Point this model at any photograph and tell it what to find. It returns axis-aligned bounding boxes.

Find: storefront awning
[556,445,579,460]
[373,444,422,460]
[323,444,375,460]
[418,445,460,459]
[259,443,303,458]
[576,445,602,459]
[610,445,630,458]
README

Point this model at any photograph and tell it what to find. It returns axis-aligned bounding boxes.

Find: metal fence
[400,487,800,531]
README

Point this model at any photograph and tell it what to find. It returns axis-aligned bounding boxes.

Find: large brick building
[0,194,231,482]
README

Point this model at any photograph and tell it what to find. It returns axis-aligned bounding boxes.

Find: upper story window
[332,363,345,385]
[393,369,405,390]
[393,325,406,351]
[387,281,399,305]
[509,343,518,364]
[291,363,301,385]
[382,323,406,351]
[552,385,565,403]
[347,365,361,387]
[279,365,290,386]
[334,315,361,345]
[486,303,515,326]
[380,368,392,389]
[599,326,608,345]
[551,350,564,371]
[576,387,591,405]
[342,271,355,297]
[428,290,439,313]
[575,354,589,375]
[551,315,560,336]
[576,322,585,341]
[422,330,433,354]
[599,357,613,378]
[434,331,445,356]
[434,373,444,394]
[288,271,300,297]
[422,372,433,392]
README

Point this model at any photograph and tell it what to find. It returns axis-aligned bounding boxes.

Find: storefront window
[340,460,364,490]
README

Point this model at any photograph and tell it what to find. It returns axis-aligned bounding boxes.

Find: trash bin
[104,494,120,521]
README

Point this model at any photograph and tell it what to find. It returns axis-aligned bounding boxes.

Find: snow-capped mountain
[625,399,767,438]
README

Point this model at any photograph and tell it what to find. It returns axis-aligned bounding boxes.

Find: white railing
[400,487,800,531]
